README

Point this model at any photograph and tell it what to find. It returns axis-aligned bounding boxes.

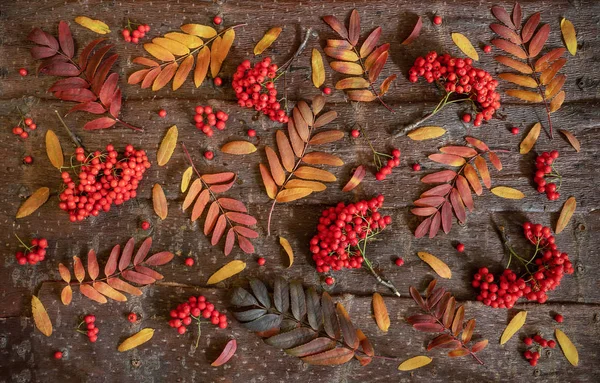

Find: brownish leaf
[348,9,360,46]
[225,212,257,226]
[322,15,349,40]
[451,306,465,336]
[556,196,576,234]
[492,5,516,29]
[259,164,277,199]
[87,250,99,280]
[275,188,312,203]
[152,184,168,220]
[506,89,543,102]
[521,12,540,43]
[330,61,363,75]
[347,89,377,102]
[122,270,155,285]
[549,90,565,112]
[494,55,533,74]
[107,277,143,296]
[288,120,305,157]
[464,164,483,195]
[401,17,422,45]
[83,116,116,130]
[364,44,389,70]
[421,184,452,198]
[421,170,457,184]
[336,303,359,349]
[360,27,382,57]
[471,339,488,353]
[309,130,344,145]
[204,201,220,235]
[429,153,466,167]
[301,347,354,366]
[441,201,453,234]
[559,129,580,152]
[368,51,388,83]
[462,319,476,343]
[342,165,366,192]
[539,58,566,85]
[265,146,286,186]
[254,27,282,55]
[490,23,521,44]
[212,339,237,366]
[529,24,550,57]
[61,285,72,306]
[456,176,474,212]
[276,131,295,172]
[211,215,227,246]
[372,293,390,332]
[221,141,257,155]
[491,39,527,59]
[80,284,108,303]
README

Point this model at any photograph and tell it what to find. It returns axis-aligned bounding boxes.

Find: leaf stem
[54,110,84,148]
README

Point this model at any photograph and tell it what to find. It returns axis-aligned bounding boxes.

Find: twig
[54,110,84,149]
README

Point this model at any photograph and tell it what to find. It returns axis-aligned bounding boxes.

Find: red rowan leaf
[368,51,388,83]
[429,211,441,238]
[133,265,163,281]
[31,46,58,59]
[464,164,483,195]
[406,314,437,325]
[37,55,68,74]
[212,215,227,245]
[471,339,488,353]
[141,67,161,89]
[87,250,99,281]
[488,151,503,171]
[80,284,107,304]
[210,180,235,193]
[529,24,550,57]
[92,281,127,302]
[429,153,466,166]
[512,2,522,28]
[67,101,106,115]
[104,244,120,277]
[79,38,106,70]
[413,322,445,332]
[336,303,359,349]
[202,172,235,184]
[456,176,474,212]
[491,5,515,29]
[28,28,59,50]
[211,339,237,366]
[118,238,135,271]
[491,39,527,59]
[218,198,247,213]
[364,43,389,71]
[360,27,382,57]
[109,89,122,117]
[191,189,210,222]
[224,228,236,256]
[58,21,74,58]
[401,16,422,45]
[425,280,437,298]
[411,207,438,216]
[128,69,151,85]
[490,23,522,44]
[226,212,257,226]
[42,62,80,76]
[442,297,456,328]
[83,117,116,130]
[342,165,366,192]
[348,9,360,46]
[301,347,354,366]
[427,287,446,309]
[85,44,113,80]
[54,88,96,102]
[439,146,478,158]
[73,256,85,282]
[409,286,427,311]
[421,184,452,198]
[414,217,431,238]
[428,334,459,351]
[322,15,349,40]
[421,170,457,184]
[414,196,445,207]
[133,237,152,265]
[521,12,541,43]
[233,226,259,239]
[441,201,453,234]
[448,348,470,357]
[237,234,255,254]
[474,157,491,188]
[107,277,142,296]
[435,293,451,318]
[58,263,71,283]
[144,251,174,266]
[450,188,466,223]
[122,270,156,285]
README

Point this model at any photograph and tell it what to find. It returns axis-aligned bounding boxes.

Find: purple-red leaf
[49,77,89,92]
[348,10,360,46]
[28,28,59,50]
[414,217,431,238]
[83,117,116,130]
[122,270,155,285]
[67,102,106,115]
[521,12,541,43]
[42,62,80,76]
[133,237,152,265]
[322,15,348,40]
[144,251,174,266]
[79,38,106,70]
[58,21,75,58]
[450,188,466,223]
[401,16,422,45]
[54,88,96,103]
[413,322,446,332]
[211,339,237,366]
[99,73,119,107]
[119,238,135,271]
[91,54,119,94]
[109,89,122,117]
[491,6,515,29]
[31,46,58,59]
[529,24,550,57]
[421,170,457,184]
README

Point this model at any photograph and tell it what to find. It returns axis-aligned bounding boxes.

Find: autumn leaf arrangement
[28,21,140,131]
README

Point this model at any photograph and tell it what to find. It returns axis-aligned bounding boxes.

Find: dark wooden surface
[1,0,600,382]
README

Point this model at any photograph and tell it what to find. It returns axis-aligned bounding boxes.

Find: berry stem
[357,234,400,297]
[277,27,313,74]
[14,234,32,251]
[357,124,393,170]
[54,110,84,149]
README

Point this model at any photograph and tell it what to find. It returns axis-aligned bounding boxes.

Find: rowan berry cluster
[121,22,150,44]
[310,195,391,273]
[523,334,556,367]
[375,149,401,181]
[58,144,151,222]
[168,296,228,337]
[78,315,99,343]
[193,105,229,136]
[232,57,288,123]
[472,223,574,308]
[15,236,48,265]
[534,150,561,201]
[11,116,37,140]
[408,51,501,126]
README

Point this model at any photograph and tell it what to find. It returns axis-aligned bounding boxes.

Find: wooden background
[1,0,599,382]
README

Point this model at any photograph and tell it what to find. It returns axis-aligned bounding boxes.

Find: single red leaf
[490,23,521,44]
[411,207,438,216]
[529,24,550,57]
[109,88,122,117]
[49,77,89,92]
[133,237,152,265]
[28,28,59,50]
[491,5,515,29]
[233,226,259,239]
[413,322,445,332]
[80,284,107,304]
[37,55,68,74]
[79,38,106,70]
[67,102,106,115]
[406,314,437,324]
[104,244,120,276]
[521,12,541,43]
[224,228,235,256]
[368,51,388,83]
[429,211,441,238]
[441,201,453,234]
[134,265,164,280]
[401,16,422,45]
[119,238,135,271]
[58,21,74,58]
[465,137,489,151]
[85,44,113,80]
[450,188,466,223]
[360,27,381,58]
[512,2,522,28]
[210,180,235,193]
[471,339,489,353]
[226,212,257,226]
[414,196,446,207]
[211,339,237,366]
[41,62,80,76]
[91,54,119,94]
[54,88,96,103]
[456,175,474,212]
[83,117,116,130]
[322,15,349,39]
[211,215,227,246]
[218,198,247,212]
[31,46,58,59]
[342,165,366,192]
[122,270,155,285]
[144,251,174,266]
[421,170,457,184]
[87,250,99,280]
[237,234,255,254]
[414,217,431,238]
[348,9,360,46]
[421,184,453,198]
[99,72,119,107]
[202,172,235,184]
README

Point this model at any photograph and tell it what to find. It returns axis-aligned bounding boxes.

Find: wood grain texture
[0,0,599,381]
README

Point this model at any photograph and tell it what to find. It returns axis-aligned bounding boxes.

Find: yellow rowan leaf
[491,186,525,200]
[152,62,178,91]
[118,328,155,352]
[556,197,576,234]
[398,356,432,371]
[181,167,193,193]
[211,29,234,78]
[379,74,397,96]
[74,16,110,34]
[417,252,451,279]
[330,61,363,75]
[207,260,246,284]
[32,295,52,336]
[275,188,313,202]
[311,49,325,88]
[285,179,326,192]
[555,329,579,366]
[498,73,538,88]
[152,37,190,56]
[559,129,580,152]
[194,46,210,87]
[494,56,533,74]
[294,166,336,182]
[407,126,446,140]
[143,43,175,62]
[372,293,390,332]
[279,236,294,268]
[303,152,344,166]
[221,141,257,155]
[157,125,178,166]
[324,47,359,61]
[347,90,377,102]
[519,122,541,154]
[152,184,168,220]
[45,130,63,169]
[181,24,217,38]
[164,32,203,48]
[560,18,577,56]
[173,55,194,90]
[549,90,565,113]
[16,187,50,218]
[452,33,479,61]
[259,163,277,199]
[506,89,543,102]
[254,27,282,55]
[500,311,527,345]
[335,77,370,89]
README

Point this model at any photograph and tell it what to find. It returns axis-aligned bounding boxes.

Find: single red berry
[89,335,98,343]
[19,68,28,77]
[462,114,472,123]
[392,149,401,158]
[395,258,404,267]
[144,24,150,32]
[141,221,150,230]
[158,109,167,118]
[23,156,33,164]
[554,314,564,323]
[122,29,130,38]
[204,151,214,160]
[456,243,465,252]
[323,87,332,95]
[131,37,139,44]
[257,257,266,266]
[483,45,492,53]
[28,123,37,130]
[529,359,538,367]
[511,127,520,135]
[127,313,137,323]
[54,351,63,359]
[20,131,29,139]
[548,340,556,348]
[177,326,186,335]
[185,257,195,267]
[325,276,334,285]
[84,315,96,324]
[247,129,257,137]
[213,77,223,86]
[433,15,442,25]
[412,163,421,171]
[24,118,33,126]
[213,16,223,25]
[350,129,360,138]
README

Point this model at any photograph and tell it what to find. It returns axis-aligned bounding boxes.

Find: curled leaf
[279,237,294,268]
[560,18,577,56]
[157,125,178,166]
[118,328,154,352]
[221,141,257,155]
[45,130,64,169]
[74,16,110,34]
[152,184,168,220]
[408,126,446,140]
[500,311,527,345]
[555,329,578,366]
[398,355,432,371]
[32,295,52,336]
[255,27,282,55]
[401,16,422,45]
[417,252,451,279]
[207,260,246,284]
[452,33,479,61]
[519,123,541,154]
[342,165,366,192]
[212,339,237,366]
[556,197,576,234]
[491,186,525,200]
[16,187,50,218]
[372,293,390,332]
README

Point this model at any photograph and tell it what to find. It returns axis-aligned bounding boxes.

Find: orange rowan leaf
[324,47,359,61]
[211,29,234,77]
[294,166,336,182]
[173,55,194,90]
[194,46,210,87]
[143,43,175,62]
[314,111,338,128]
[540,58,566,85]
[418,252,452,279]
[152,184,168,220]
[491,39,527,59]
[254,27,282,55]
[16,187,50,218]
[164,32,203,48]
[342,166,366,192]
[347,90,377,102]
[180,24,217,38]
[545,74,566,99]
[549,90,565,112]
[259,164,277,199]
[265,146,286,186]
[45,130,64,169]
[428,153,466,167]
[360,26,382,57]
[80,284,107,304]
[152,62,178,91]
[128,69,151,84]
[498,73,537,88]
[141,66,161,89]
[464,164,483,195]
[133,57,159,67]
[368,51,388,83]
[293,107,310,142]
[559,129,580,152]
[494,55,533,74]
[303,152,343,166]
[309,130,344,145]
[535,47,566,72]
[152,37,189,56]
[474,156,491,188]
[191,189,210,221]
[506,89,543,102]
[407,126,446,140]
[288,119,305,157]
[276,188,313,203]
[330,61,363,75]
[519,123,541,154]
[276,131,295,172]
[379,74,397,96]
[372,293,390,332]
[491,186,525,199]
[221,141,257,155]
[364,44,389,70]
[286,179,326,192]
[335,77,370,89]
[61,285,72,305]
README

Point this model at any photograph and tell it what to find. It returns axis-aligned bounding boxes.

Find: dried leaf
[294,166,336,182]
[347,90,377,102]
[474,156,491,188]
[555,329,579,366]
[74,16,110,34]
[348,9,360,46]
[60,285,72,305]
[545,74,566,99]
[221,141,257,155]
[259,164,277,199]
[439,146,478,158]
[211,339,237,366]
[211,29,235,78]
[118,328,154,352]
[559,130,580,152]
[153,37,189,56]
[265,146,285,186]
[490,23,522,44]
[421,170,457,184]
[448,349,470,357]
[322,15,349,40]
[16,187,50,218]
[303,152,343,167]
[549,90,565,113]
[254,27,282,55]
[207,260,246,284]
[519,123,541,154]
[556,196,576,234]
[494,55,533,74]
[342,165,366,192]
[93,281,127,301]
[498,73,537,88]
[193,46,210,87]
[500,311,527,345]
[165,32,203,48]
[492,5,516,29]
[157,125,178,166]
[529,24,550,57]
[372,293,390,332]
[417,252,452,279]
[152,62,178,91]
[462,319,476,343]
[402,17,423,45]
[452,33,479,61]
[335,77,370,89]
[491,186,525,199]
[32,295,52,336]
[276,188,313,203]
[336,303,358,349]
[143,43,175,62]
[80,284,107,303]
[309,130,344,145]
[44,130,64,169]
[408,126,446,140]
[540,58,566,85]
[279,237,294,268]
[398,356,432,371]
[324,47,359,62]
[173,55,194,90]
[313,111,338,128]
[492,39,527,59]
[428,153,466,167]
[152,184,168,220]
[379,74,397,96]
[360,27,382,57]
[368,51,388,83]
[144,251,174,266]
[560,19,577,56]
[181,167,193,193]
[301,347,354,366]
[276,131,295,172]
[450,188,466,223]
[506,89,543,103]
[286,180,326,192]
[181,24,217,38]
[364,44,389,70]
[471,339,489,353]
[330,61,363,75]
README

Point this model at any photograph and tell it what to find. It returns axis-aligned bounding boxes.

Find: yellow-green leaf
[407,126,446,140]
[152,37,190,56]
[311,49,325,88]
[181,24,217,38]
[279,237,294,268]
[254,27,282,55]
[555,328,579,366]
[398,356,432,371]
[221,141,257,155]
[16,187,50,218]
[32,295,52,337]
[500,311,527,345]
[491,186,525,200]
[157,125,178,166]
[207,260,246,284]
[118,328,155,352]
[556,196,576,234]
[452,33,479,61]
[560,18,577,56]
[372,293,390,332]
[45,130,64,169]
[74,16,110,34]
[143,43,175,62]
[417,252,451,279]
[519,122,541,154]
[181,167,193,193]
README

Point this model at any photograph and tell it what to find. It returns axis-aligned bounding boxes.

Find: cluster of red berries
[168,295,228,335]
[12,116,37,139]
[408,52,501,126]
[523,334,557,367]
[472,223,574,308]
[81,315,99,343]
[15,237,48,265]
[232,57,288,123]
[58,144,151,222]
[534,150,561,201]
[121,23,150,44]
[193,105,229,136]
[310,195,391,273]
[375,149,401,181]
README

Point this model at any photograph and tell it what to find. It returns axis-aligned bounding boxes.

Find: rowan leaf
[330,61,363,75]
[452,33,479,60]
[439,146,478,158]
[421,170,457,184]
[221,141,257,155]
[401,17,422,45]
[144,251,174,266]
[521,12,541,43]
[408,126,446,140]
[309,130,344,145]
[265,146,285,186]
[152,62,178,91]
[429,153,466,167]
[560,19,577,56]
[555,197,576,234]
[417,252,452,279]
[342,165,366,192]
[335,77,370,89]
[549,90,565,112]
[364,44,389,70]
[555,329,579,366]
[152,37,189,56]
[379,74,397,96]
[492,39,527,59]
[276,130,295,172]
[74,16,110,34]
[498,73,537,88]
[545,74,566,99]
[254,26,282,55]
[474,156,491,188]
[194,46,210,87]
[210,29,235,78]
[529,24,550,57]
[164,32,203,48]
[143,43,175,62]
[494,55,533,74]
[181,24,217,38]
[30,295,53,338]
[303,152,343,167]
[141,67,161,89]
[118,328,154,352]
[16,187,50,218]
[471,339,489,353]
[368,51,388,83]
[464,164,482,195]
[211,339,237,366]
[492,5,516,29]
[490,23,522,44]
[500,311,527,345]
[259,164,277,199]
[313,111,338,128]
[278,237,294,268]
[152,184,168,220]
[324,47,359,62]
[322,15,349,40]
[398,356,432,371]
[60,285,72,305]
[336,303,358,349]
[207,260,246,284]
[361,26,382,57]
[301,347,354,366]
[559,130,580,152]
[173,55,194,90]
[506,89,543,102]
[80,283,107,303]
[519,123,541,154]
[491,186,525,199]
[286,180,326,192]
[540,58,566,85]
[347,90,377,102]
[294,167,336,182]
[372,293,390,332]
[156,125,178,166]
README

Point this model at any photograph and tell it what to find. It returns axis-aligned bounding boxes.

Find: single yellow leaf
[143,43,175,62]
[16,187,50,218]
[181,24,217,38]
[500,311,527,345]
[560,18,577,56]
[118,328,155,352]
[519,123,541,154]
[555,329,579,366]
[45,130,64,169]
[407,126,446,140]
[221,141,257,155]
[372,293,390,332]
[152,37,190,56]
[164,32,203,48]
[181,167,193,193]
[279,237,294,268]
[452,33,479,61]
[556,197,576,234]
[498,73,538,88]
[32,295,52,336]
[74,16,110,34]
[398,356,432,371]
[311,49,325,88]
[207,260,246,284]
[559,129,581,152]
[152,184,168,220]
[330,61,363,75]
[61,285,72,306]
[211,29,235,78]
[417,252,451,279]
[194,46,211,87]
[549,90,565,113]
[491,186,525,200]
[254,27,282,55]
[173,55,194,90]
[506,89,543,102]
[294,166,336,182]
[275,188,313,202]
[285,179,326,192]
[335,77,370,89]
[157,125,178,166]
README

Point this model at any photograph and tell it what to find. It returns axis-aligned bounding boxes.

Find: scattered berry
[511,127,520,135]
[213,16,223,25]
[325,276,335,285]
[23,156,33,164]
[350,129,360,138]
[483,45,492,53]
[20,131,29,139]
[28,123,37,130]
[158,109,167,118]
[54,351,63,359]
[185,257,195,267]
[462,114,472,123]
[395,258,405,267]
[412,163,421,171]
[247,129,257,137]
[14,236,48,265]
[433,15,442,25]
[374,148,401,181]
[323,87,332,95]
[127,313,138,323]
[213,77,223,87]
[141,221,151,230]
[257,257,266,266]
[456,243,465,252]
[204,151,214,160]
[534,151,561,201]
[194,105,229,136]
[19,68,28,77]
[554,314,564,323]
